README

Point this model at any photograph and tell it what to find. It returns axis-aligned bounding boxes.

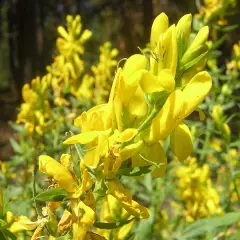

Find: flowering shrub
[0,1,240,239]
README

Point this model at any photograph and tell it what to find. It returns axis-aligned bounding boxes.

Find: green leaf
[1,229,16,240]
[94,217,135,229]
[209,35,226,50]
[8,121,24,133]
[134,207,155,240]
[9,138,22,154]
[0,219,7,228]
[214,24,239,32]
[34,188,68,202]
[180,212,240,239]
[0,229,7,240]
[233,171,240,179]
[118,165,154,177]
[125,233,135,240]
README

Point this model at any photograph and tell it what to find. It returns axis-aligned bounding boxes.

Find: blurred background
[0,0,239,160]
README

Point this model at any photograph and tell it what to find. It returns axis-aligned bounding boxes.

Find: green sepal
[180,43,208,67]
[145,90,169,110]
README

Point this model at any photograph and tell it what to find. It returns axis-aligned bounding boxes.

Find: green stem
[138,106,159,133]
[32,165,43,217]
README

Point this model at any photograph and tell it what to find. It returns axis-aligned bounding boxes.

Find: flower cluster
[196,0,236,26]
[212,104,231,141]
[176,158,223,223]
[227,41,240,77]
[48,15,92,103]
[16,76,51,135]
[16,15,118,136]
[36,12,212,239]
[97,195,136,239]
[92,42,119,104]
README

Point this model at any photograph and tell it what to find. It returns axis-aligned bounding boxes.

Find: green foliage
[2,0,240,239]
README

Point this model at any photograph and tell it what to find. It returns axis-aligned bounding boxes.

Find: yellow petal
[148,89,183,141]
[188,26,209,52]
[83,148,99,168]
[63,131,98,145]
[117,219,136,239]
[151,143,167,178]
[128,86,148,118]
[57,26,69,40]
[72,201,95,240]
[137,142,167,178]
[161,25,178,76]
[123,54,147,79]
[60,154,72,170]
[158,69,175,92]
[121,140,144,161]
[118,128,138,142]
[212,104,222,125]
[79,29,92,44]
[109,68,123,131]
[170,123,193,162]
[9,216,43,233]
[140,71,163,93]
[176,14,192,56]
[107,180,149,219]
[182,71,212,118]
[39,155,77,192]
[58,210,72,233]
[150,13,169,49]
[120,69,146,105]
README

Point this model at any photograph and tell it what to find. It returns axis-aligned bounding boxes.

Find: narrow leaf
[94,218,135,229]
[34,188,68,202]
[181,212,240,239]
[118,165,155,177]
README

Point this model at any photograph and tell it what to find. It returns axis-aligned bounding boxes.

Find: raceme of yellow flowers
[196,0,236,26]
[176,158,223,223]
[16,76,52,135]
[92,42,119,104]
[15,12,213,240]
[227,41,240,77]
[16,15,118,136]
[212,104,231,141]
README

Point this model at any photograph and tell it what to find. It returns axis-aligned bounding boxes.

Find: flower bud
[180,43,208,69]
[176,14,192,60]
[150,13,169,49]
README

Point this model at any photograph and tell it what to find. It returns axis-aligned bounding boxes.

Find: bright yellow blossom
[176,158,223,222]
[92,42,119,104]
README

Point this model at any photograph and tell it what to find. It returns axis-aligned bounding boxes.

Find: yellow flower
[170,123,193,162]
[106,179,149,219]
[92,42,119,104]
[176,158,223,221]
[57,15,92,57]
[212,104,231,140]
[39,155,77,192]
[16,76,51,135]
[97,195,136,240]
[39,154,96,240]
